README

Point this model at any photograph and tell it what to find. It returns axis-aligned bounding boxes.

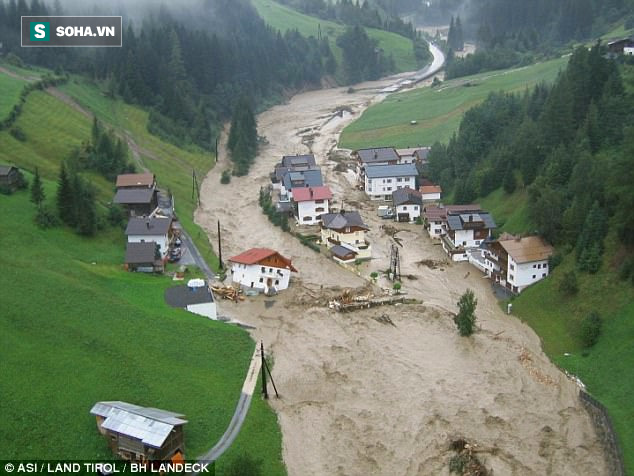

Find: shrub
[393,282,402,292]
[9,126,26,142]
[107,205,126,228]
[454,289,477,336]
[370,271,378,280]
[221,169,232,184]
[35,206,60,229]
[548,252,563,271]
[415,216,423,225]
[580,311,602,348]
[558,271,579,296]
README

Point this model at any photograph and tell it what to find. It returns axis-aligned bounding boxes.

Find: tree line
[428,44,634,277]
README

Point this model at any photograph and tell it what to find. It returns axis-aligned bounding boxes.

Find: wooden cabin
[90,401,187,462]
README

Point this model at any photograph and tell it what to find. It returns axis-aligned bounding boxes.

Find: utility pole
[215,137,219,160]
[217,220,223,270]
[389,244,401,281]
[261,341,268,399]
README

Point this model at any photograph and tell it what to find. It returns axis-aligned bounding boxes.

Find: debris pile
[211,285,244,302]
[518,348,556,386]
[328,289,412,312]
[448,439,489,476]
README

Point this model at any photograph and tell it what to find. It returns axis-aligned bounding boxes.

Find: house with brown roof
[228,248,297,294]
[483,235,554,293]
[116,173,156,189]
[292,185,333,225]
[441,210,497,261]
[321,210,371,260]
[422,204,481,239]
[114,188,158,217]
[420,184,442,201]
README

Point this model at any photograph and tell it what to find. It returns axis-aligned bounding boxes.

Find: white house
[164,279,217,319]
[279,168,323,202]
[355,147,399,183]
[229,248,297,294]
[392,187,422,222]
[364,163,418,200]
[292,185,333,225]
[321,210,371,260]
[484,235,554,293]
[420,184,442,202]
[441,210,496,261]
[125,216,172,257]
[422,204,481,239]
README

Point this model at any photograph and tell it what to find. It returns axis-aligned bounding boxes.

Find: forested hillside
[429,44,633,269]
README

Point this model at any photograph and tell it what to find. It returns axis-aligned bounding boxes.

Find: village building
[395,147,428,164]
[607,37,634,55]
[483,235,554,293]
[420,184,442,201]
[441,210,496,261]
[330,245,358,264]
[392,187,423,222]
[165,279,217,319]
[271,154,317,189]
[292,185,332,225]
[422,204,481,239]
[321,210,371,260]
[124,241,163,273]
[0,164,20,192]
[115,173,156,189]
[90,401,187,463]
[228,248,297,294]
[113,188,158,217]
[364,163,418,200]
[125,216,173,257]
[356,147,399,167]
[280,168,323,202]
[414,147,431,164]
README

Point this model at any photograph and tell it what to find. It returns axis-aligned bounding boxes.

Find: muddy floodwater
[194,70,607,475]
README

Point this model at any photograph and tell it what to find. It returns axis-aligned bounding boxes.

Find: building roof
[165,284,214,308]
[282,168,323,190]
[291,186,333,202]
[446,211,496,231]
[392,187,423,206]
[414,148,431,161]
[357,147,399,164]
[90,401,187,449]
[0,164,17,176]
[331,245,357,259]
[116,173,155,188]
[499,236,554,263]
[228,248,297,272]
[125,216,172,236]
[321,210,368,231]
[113,188,156,205]
[365,163,418,179]
[281,154,316,168]
[125,242,157,264]
[423,204,481,221]
[396,147,427,157]
[420,185,442,195]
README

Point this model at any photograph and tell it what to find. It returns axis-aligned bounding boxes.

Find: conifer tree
[56,162,75,226]
[30,167,45,210]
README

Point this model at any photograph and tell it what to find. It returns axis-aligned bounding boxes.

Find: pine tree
[454,289,477,336]
[30,167,45,210]
[56,162,75,226]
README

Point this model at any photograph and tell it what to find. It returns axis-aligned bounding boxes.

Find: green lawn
[0,185,283,475]
[0,72,26,119]
[339,56,568,149]
[478,187,532,236]
[252,0,418,78]
[509,237,634,472]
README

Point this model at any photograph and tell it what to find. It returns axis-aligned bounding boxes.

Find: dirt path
[195,74,606,475]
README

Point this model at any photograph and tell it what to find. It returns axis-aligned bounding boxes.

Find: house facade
[420,185,442,202]
[422,204,481,239]
[271,155,317,189]
[229,248,297,293]
[125,216,172,257]
[279,168,323,202]
[364,163,418,200]
[321,210,371,259]
[124,241,163,273]
[355,147,399,183]
[392,187,422,222]
[441,210,496,261]
[292,186,332,225]
[484,235,554,293]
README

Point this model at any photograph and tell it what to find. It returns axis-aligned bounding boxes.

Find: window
[414,206,418,210]
[510,264,515,271]
[543,263,548,269]
[261,266,265,272]
[315,207,325,212]
[387,187,392,191]
[532,275,536,279]
[542,273,546,277]
[397,178,402,182]
[275,279,280,285]
[303,216,312,221]
[533,264,537,268]
[538,263,541,269]
[403,206,407,210]
[462,241,467,246]
[475,241,480,245]
[435,229,441,234]
[269,268,273,272]
[509,274,514,282]
[387,179,392,183]
[315,199,324,204]
[259,278,263,283]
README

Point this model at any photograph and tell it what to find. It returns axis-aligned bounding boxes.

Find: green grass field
[509,238,634,472]
[0,72,26,120]
[252,0,418,78]
[339,56,568,149]
[478,187,532,236]
[0,184,284,475]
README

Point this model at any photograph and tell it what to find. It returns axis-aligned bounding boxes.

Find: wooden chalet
[0,165,20,192]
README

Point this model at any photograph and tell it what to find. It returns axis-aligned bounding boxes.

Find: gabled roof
[0,164,17,176]
[125,242,157,264]
[392,187,422,206]
[357,147,399,164]
[423,204,481,221]
[281,154,316,168]
[365,163,418,179]
[446,211,496,231]
[414,147,431,161]
[116,173,155,188]
[90,401,187,449]
[331,245,357,259]
[321,210,368,231]
[292,186,333,202]
[165,284,214,308]
[396,147,428,157]
[228,248,297,272]
[420,185,442,195]
[114,188,156,205]
[499,236,553,263]
[125,216,172,236]
[282,168,323,190]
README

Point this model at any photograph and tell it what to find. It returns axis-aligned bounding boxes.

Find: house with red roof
[291,185,333,225]
[228,248,297,294]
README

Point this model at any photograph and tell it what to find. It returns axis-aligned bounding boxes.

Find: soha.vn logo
[29,21,50,41]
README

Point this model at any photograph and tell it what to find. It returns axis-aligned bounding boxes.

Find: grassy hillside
[509,239,634,472]
[339,56,568,149]
[252,0,418,77]
[0,183,284,475]
[0,72,26,119]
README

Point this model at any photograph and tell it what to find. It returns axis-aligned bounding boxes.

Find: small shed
[90,401,187,462]
[0,165,20,192]
[113,188,158,217]
[125,242,162,273]
[331,245,357,264]
[164,280,217,319]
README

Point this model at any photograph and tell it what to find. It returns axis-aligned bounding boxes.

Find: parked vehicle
[169,247,182,262]
[377,206,394,219]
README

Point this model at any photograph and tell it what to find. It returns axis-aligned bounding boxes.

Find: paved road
[179,231,215,281]
[378,42,445,93]
[192,345,262,474]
